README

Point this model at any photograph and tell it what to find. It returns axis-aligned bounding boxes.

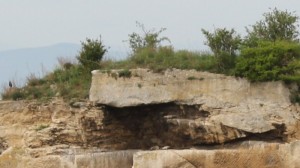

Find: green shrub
[27,78,46,87]
[118,69,132,78]
[25,87,43,99]
[173,50,216,71]
[77,37,107,72]
[235,40,300,82]
[11,89,25,100]
[63,62,73,70]
[279,74,300,83]
[128,21,170,53]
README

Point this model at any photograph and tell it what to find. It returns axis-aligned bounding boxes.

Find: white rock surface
[90,69,291,107]
[90,69,300,140]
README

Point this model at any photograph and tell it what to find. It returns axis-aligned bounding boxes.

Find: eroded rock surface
[90,69,300,144]
[0,100,139,168]
[90,69,290,107]
[0,69,299,167]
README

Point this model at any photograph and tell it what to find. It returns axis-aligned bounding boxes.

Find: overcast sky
[1,0,300,93]
[1,0,300,52]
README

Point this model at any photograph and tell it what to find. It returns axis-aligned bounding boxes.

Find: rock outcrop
[90,69,291,107]
[90,69,300,145]
[0,68,299,167]
[0,100,138,168]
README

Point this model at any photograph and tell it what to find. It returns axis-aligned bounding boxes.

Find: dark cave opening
[87,103,288,150]
[101,103,208,149]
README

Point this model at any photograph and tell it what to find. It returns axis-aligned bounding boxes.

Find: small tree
[128,22,170,53]
[245,8,299,46]
[77,37,107,72]
[202,28,241,71]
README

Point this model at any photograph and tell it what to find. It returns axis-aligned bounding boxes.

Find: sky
[1,0,300,93]
[1,0,300,51]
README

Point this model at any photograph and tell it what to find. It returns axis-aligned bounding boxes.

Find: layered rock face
[0,68,300,167]
[0,100,138,168]
[90,69,300,145]
[90,69,290,107]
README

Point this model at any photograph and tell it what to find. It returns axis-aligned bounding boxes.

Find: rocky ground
[0,69,300,167]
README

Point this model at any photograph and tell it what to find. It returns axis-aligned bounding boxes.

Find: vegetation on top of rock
[118,69,132,78]
[127,21,171,53]
[2,8,300,102]
[1,37,108,101]
[244,8,299,47]
[201,28,241,72]
[235,40,300,82]
[77,37,107,72]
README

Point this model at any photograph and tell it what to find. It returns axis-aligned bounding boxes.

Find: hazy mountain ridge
[0,43,80,57]
[0,43,81,89]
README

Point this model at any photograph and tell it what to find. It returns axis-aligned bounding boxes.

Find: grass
[1,46,217,101]
[35,124,49,131]
[128,47,217,72]
[99,47,216,72]
[1,63,91,101]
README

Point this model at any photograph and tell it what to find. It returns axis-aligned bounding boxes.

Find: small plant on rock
[35,124,49,131]
[187,76,197,80]
[118,69,132,78]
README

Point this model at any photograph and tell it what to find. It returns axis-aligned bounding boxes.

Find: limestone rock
[0,69,300,167]
[90,69,290,107]
[133,141,300,168]
[89,69,299,144]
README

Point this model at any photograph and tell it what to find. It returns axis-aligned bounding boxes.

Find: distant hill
[0,43,81,90]
[0,42,128,99]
